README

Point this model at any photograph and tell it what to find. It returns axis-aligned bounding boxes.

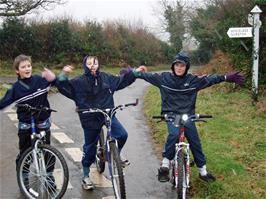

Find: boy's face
[16,60,32,79]
[86,57,99,75]
[174,62,186,76]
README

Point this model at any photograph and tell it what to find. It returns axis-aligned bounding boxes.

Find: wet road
[0,78,178,199]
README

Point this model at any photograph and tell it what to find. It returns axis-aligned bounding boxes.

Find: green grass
[144,84,266,199]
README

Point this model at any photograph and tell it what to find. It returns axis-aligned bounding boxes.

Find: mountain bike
[153,113,212,199]
[76,99,138,199]
[16,104,69,199]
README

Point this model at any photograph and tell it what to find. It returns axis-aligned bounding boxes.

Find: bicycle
[153,113,212,199]
[16,104,69,199]
[76,99,139,199]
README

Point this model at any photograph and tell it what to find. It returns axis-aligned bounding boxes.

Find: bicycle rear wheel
[17,144,69,199]
[177,150,188,199]
[109,142,126,199]
[96,128,105,173]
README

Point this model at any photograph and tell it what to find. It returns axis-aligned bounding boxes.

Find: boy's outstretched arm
[55,65,76,100]
[133,65,163,87]
[197,71,245,90]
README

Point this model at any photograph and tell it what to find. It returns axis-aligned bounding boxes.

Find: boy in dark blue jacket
[56,55,140,190]
[0,54,55,174]
[134,52,245,183]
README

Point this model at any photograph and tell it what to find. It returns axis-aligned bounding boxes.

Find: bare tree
[0,0,65,17]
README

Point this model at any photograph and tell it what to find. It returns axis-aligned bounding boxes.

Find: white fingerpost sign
[227,27,252,38]
[250,5,262,99]
[227,5,262,101]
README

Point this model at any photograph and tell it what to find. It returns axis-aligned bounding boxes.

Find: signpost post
[250,5,262,101]
[227,5,262,102]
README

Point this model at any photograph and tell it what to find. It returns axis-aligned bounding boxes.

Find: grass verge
[144,84,266,198]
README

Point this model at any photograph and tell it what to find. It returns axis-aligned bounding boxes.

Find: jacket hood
[82,55,100,76]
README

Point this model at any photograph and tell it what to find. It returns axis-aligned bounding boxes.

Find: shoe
[82,176,94,190]
[120,156,130,168]
[199,173,216,183]
[158,167,170,182]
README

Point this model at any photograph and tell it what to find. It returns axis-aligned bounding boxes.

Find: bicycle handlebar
[152,113,213,122]
[16,104,57,113]
[76,99,139,115]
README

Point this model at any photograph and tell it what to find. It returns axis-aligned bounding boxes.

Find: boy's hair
[13,54,32,71]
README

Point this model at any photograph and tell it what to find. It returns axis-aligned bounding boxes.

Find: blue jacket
[56,65,136,129]
[0,75,52,123]
[138,72,225,114]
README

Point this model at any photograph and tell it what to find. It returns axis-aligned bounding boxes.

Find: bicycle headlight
[182,114,189,121]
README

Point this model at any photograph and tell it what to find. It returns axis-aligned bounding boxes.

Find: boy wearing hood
[134,51,245,183]
[55,55,142,190]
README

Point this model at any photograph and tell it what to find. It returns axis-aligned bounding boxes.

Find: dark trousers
[82,116,128,168]
[16,128,51,170]
[163,120,206,168]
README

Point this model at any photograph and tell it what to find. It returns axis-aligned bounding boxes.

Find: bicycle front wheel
[17,144,69,199]
[96,128,105,173]
[109,142,126,199]
[177,150,187,199]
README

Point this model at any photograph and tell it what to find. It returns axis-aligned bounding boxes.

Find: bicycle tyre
[177,150,187,199]
[109,142,126,199]
[17,144,69,199]
[96,128,105,173]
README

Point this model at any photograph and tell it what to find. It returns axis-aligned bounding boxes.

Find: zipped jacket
[56,67,136,129]
[0,75,52,123]
[138,72,225,114]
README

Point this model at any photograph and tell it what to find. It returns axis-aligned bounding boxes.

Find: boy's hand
[62,65,74,76]
[225,71,245,85]
[136,65,147,73]
[42,68,56,82]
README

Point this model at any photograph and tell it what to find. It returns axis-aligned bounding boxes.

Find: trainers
[158,167,170,182]
[199,173,216,183]
[82,176,94,190]
[120,155,130,168]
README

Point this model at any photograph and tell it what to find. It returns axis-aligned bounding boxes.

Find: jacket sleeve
[196,74,226,90]
[137,72,163,87]
[0,87,15,110]
[55,76,75,100]
[109,71,136,91]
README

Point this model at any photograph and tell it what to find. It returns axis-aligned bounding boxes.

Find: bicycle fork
[174,142,190,189]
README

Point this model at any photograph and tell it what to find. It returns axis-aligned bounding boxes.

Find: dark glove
[119,66,133,76]
[225,71,245,85]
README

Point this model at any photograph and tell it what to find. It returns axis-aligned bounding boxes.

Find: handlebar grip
[125,99,139,107]
[152,116,164,119]
[199,114,213,118]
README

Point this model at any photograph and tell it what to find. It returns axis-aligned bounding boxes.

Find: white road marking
[50,123,60,130]
[7,113,18,121]
[90,168,112,188]
[102,196,115,199]
[52,132,74,143]
[53,169,73,189]
[65,148,83,162]
[3,106,16,113]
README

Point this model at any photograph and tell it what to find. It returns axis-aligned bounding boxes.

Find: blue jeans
[163,120,206,168]
[82,116,128,173]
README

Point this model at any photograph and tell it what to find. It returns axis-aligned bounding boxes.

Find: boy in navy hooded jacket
[134,52,245,183]
[56,55,141,190]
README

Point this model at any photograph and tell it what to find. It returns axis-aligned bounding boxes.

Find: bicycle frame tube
[174,126,191,189]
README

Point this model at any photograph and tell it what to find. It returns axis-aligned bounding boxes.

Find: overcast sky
[26,0,164,37]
